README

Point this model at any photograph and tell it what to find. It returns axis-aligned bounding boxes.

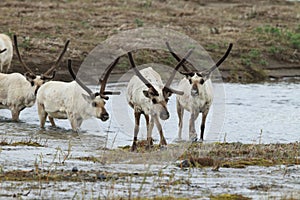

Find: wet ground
[0,82,299,199]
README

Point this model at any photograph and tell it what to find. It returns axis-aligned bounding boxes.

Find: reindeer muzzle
[160,110,169,120]
[100,112,109,121]
[191,84,199,96]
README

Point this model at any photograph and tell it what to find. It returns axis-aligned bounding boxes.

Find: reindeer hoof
[160,140,167,146]
[145,144,153,151]
[191,137,198,143]
[131,141,138,152]
[160,145,167,151]
[131,146,137,152]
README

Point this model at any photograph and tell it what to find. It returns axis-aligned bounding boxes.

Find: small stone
[88,173,97,179]
[97,173,106,180]
[72,167,78,173]
[160,145,167,151]
[178,160,191,168]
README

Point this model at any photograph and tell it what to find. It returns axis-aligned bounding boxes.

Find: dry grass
[178,142,299,168]
[0,0,299,82]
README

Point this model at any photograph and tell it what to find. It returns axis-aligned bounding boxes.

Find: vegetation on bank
[0,138,298,199]
[1,140,298,183]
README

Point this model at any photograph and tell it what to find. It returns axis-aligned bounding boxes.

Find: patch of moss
[74,156,100,163]
[0,140,44,147]
[178,142,299,168]
[133,197,190,200]
[210,194,251,200]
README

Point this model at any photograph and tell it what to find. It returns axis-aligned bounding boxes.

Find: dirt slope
[0,0,299,82]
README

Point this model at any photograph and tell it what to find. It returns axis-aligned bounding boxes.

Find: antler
[166,41,195,72]
[67,59,95,98]
[204,43,233,75]
[43,39,70,76]
[163,48,194,95]
[0,48,7,54]
[99,57,121,100]
[166,42,233,76]
[13,35,35,75]
[128,52,159,96]
[41,71,56,80]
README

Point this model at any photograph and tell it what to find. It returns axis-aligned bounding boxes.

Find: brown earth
[0,0,299,82]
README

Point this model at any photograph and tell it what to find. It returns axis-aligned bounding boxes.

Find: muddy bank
[0,140,299,199]
[0,0,299,82]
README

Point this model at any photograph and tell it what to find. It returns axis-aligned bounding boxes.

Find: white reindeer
[0,35,69,121]
[166,42,233,142]
[36,58,121,131]
[0,33,13,73]
[126,50,193,151]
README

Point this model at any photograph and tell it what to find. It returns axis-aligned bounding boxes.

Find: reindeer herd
[0,33,232,151]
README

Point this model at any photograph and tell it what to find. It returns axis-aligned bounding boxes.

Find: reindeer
[166,42,233,142]
[0,33,13,73]
[126,49,193,151]
[36,58,121,131]
[0,35,69,121]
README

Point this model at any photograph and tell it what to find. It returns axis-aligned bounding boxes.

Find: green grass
[254,25,300,50]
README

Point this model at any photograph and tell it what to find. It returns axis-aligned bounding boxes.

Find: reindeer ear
[164,91,172,98]
[202,72,211,83]
[81,94,92,103]
[143,90,150,98]
[25,72,36,86]
[163,88,172,98]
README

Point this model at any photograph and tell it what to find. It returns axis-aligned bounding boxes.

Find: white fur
[176,74,213,141]
[0,34,13,73]
[0,73,43,121]
[36,81,108,131]
[127,67,166,115]
[126,67,169,151]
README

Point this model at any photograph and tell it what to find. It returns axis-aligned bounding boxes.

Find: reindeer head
[127,49,193,120]
[14,35,69,93]
[166,42,233,96]
[67,58,120,121]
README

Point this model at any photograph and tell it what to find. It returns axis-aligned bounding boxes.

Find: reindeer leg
[200,110,208,142]
[11,109,20,122]
[131,110,141,152]
[189,112,199,142]
[144,113,149,127]
[38,103,47,128]
[48,116,56,127]
[144,113,152,145]
[154,115,167,147]
[176,101,184,141]
[0,62,3,72]
[146,116,155,150]
[70,118,80,132]
[77,118,83,128]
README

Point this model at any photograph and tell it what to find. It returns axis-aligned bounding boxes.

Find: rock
[178,160,191,168]
[72,167,78,173]
[97,173,106,181]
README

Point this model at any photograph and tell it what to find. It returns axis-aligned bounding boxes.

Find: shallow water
[0,82,299,199]
[2,82,298,146]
